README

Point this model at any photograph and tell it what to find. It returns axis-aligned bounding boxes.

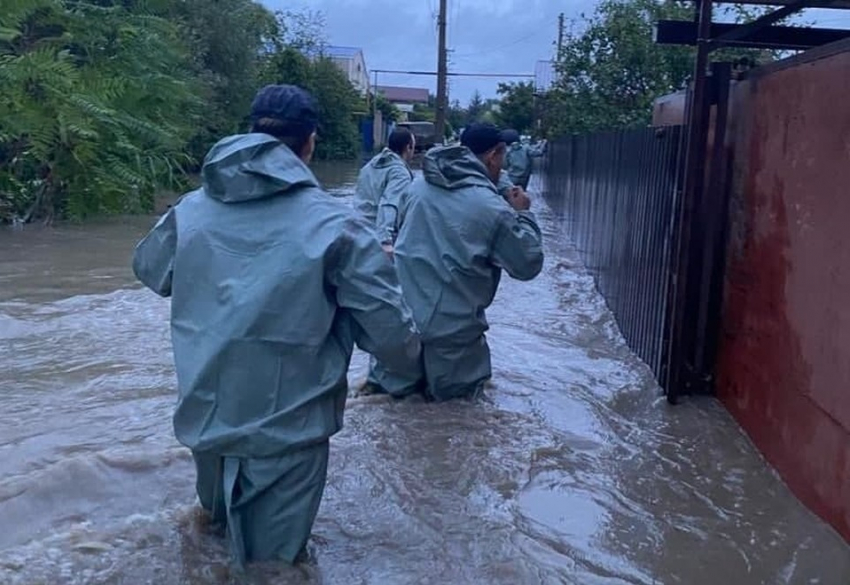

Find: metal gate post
[664,0,714,404]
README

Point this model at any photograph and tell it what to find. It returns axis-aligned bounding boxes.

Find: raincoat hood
[132,123,423,563]
[370,147,409,171]
[395,142,545,401]
[422,145,497,192]
[132,134,422,458]
[201,133,319,203]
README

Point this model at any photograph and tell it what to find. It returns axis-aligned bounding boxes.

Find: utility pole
[557,12,565,56]
[372,69,379,149]
[435,0,448,142]
[372,70,378,121]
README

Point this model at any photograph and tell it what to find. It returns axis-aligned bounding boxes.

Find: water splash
[1,168,848,584]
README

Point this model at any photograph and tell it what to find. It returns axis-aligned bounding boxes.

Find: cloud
[261,0,597,104]
[260,1,850,104]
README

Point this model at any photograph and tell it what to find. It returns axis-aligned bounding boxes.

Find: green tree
[0,0,201,223]
[308,57,361,159]
[0,2,367,223]
[495,81,534,134]
[409,103,434,122]
[169,0,276,165]
[544,0,777,136]
[261,46,313,88]
[466,91,486,122]
[276,9,327,53]
[447,99,466,133]
[261,46,362,160]
[240,9,364,160]
[372,93,400,123]
[547,0,694,135]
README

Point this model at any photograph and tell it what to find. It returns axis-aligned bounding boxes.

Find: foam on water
[1,168,848,584]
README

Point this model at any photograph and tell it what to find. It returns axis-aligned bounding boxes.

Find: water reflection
[0,168,848,584]
[311,159,362,196]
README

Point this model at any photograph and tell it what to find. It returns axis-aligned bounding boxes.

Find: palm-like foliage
[1,1,368,223]
[0,0,201,222]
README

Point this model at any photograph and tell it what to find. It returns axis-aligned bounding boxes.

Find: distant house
[304,45,370,95]
[376,85,430,121]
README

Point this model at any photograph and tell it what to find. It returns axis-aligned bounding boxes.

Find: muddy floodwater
[1,161,849,584]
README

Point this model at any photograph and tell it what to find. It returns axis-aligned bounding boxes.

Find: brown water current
[1,161,849,584]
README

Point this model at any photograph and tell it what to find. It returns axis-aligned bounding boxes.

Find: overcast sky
[261,0,850,106]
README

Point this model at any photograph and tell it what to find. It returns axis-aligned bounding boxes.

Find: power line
[450,31,538,58]
[372,69,533,78]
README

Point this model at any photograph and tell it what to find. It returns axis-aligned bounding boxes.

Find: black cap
[460,123,513,155]
[501,129,521,145]
[250,84,319,131]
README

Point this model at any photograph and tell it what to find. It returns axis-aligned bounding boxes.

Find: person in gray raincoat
[352,127,421,396]
[131,84,422,566]
[353,127,416,249]
[496,169,515,200]
[496,130,519,200]
[503,133,547,190]
[494,130,521,200]
[391,123,544,401]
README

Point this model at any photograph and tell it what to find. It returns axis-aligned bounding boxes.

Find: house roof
[376,85,430,103]
[325,45,362,58]
[302,45,362,59]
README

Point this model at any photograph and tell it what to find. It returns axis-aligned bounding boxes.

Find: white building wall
[328,53,370,96]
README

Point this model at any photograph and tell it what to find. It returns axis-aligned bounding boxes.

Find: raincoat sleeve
[132,207,177,297]
[376,167,412,244]
[490,210,544,282]
[328,218,422,374]
[496,170,514,200]
[528,141,547,157]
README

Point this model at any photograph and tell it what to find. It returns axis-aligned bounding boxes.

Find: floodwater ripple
[0,167,847,584]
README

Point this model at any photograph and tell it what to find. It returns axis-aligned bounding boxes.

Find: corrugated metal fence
[544,127,684,383]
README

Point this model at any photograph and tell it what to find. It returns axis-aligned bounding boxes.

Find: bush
[0,1,366,223]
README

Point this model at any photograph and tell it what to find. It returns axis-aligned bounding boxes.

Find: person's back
[158,134,417,454]
[352,129,419,396]
[505,141,532,188]
[353,129,415,246]
[132,85,421,566]
[504,138,546,190]
[394,124,544,401]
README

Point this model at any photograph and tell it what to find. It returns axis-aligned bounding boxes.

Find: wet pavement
[1,161,849,584]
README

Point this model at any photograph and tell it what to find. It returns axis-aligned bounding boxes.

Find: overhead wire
[450,31,538,59]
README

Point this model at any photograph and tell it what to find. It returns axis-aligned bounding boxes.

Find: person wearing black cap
[131,84,422,566]
[353,127,425,397]
[386,122,544,401]
[353,127,416,249]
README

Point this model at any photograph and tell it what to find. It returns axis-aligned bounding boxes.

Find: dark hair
[251,117,314,156]
[388,128,414,155]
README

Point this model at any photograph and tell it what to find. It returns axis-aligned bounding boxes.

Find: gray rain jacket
[504,141,546,188]
[132,133,422,457]
[353,147,413,243]
[394,145,544,400]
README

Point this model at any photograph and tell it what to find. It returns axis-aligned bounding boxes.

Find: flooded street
[1,161,849,585]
